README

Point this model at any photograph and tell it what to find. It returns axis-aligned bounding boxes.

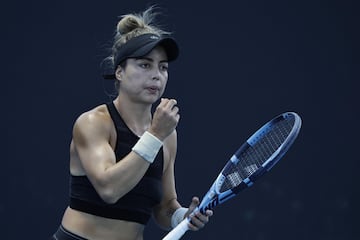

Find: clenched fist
[148,98,180,141]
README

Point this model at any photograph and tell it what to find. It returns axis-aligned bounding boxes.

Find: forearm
[98,151,151,203]
[153,198,182,230]
[81,131,163,204]
[103,131,163,202]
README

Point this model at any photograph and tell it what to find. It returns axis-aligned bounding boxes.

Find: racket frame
[162,112,302,240]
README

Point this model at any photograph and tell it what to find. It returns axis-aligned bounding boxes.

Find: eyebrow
[135,57,168,63]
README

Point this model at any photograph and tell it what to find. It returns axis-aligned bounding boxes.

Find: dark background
[3,0,359,239]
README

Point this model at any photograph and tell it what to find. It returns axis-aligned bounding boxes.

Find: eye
[160,64,169,71]
[140,63,150,68]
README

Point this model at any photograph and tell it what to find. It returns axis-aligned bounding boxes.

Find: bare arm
[153,130,181,229]
[73,110,151,204]
[153,129,213,231]
[73,99,179,204]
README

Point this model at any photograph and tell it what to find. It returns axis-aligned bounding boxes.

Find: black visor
[103,33,179,79]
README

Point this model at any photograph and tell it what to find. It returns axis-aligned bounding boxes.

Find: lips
[145,85,160,94]
[148,86,160,90]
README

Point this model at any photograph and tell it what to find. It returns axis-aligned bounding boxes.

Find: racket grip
[162,218,190,240]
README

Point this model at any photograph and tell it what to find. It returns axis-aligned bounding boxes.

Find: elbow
[95,178,120,204]
[94,172,132,204]
[94,174,122,204]
[98,187,119,204]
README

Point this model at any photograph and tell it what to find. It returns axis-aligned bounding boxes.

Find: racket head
[216,112,302,194]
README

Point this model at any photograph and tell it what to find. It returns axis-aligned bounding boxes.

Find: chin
[142,95,160,104]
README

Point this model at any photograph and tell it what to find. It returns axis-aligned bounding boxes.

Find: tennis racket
[162,112,302,240]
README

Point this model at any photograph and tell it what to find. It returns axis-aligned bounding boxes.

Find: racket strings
[220,116,295,192]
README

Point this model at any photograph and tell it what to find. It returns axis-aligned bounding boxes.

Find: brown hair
[109,6,170,67]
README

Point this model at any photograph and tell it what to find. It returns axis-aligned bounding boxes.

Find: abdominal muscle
[62,207,145,240]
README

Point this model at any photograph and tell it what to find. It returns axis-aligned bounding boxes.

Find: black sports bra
[69,102,164,224]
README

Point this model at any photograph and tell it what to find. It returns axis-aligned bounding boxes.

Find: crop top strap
[106,101,129,133]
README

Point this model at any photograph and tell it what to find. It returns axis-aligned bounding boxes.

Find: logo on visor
[150,35,159,40]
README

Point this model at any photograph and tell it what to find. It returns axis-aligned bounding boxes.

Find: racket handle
[162,218,190,240]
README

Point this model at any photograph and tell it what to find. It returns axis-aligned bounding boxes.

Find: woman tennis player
[50,6,213,240]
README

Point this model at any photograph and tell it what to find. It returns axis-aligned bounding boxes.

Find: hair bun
[117,15,145,35]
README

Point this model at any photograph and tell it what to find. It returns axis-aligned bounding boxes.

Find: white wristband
[171,207,188,229]
[132,131,163,163]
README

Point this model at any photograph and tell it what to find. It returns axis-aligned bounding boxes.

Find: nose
[151,68,161,81]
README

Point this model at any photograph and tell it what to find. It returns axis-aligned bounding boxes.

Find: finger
[188,213,206,231]
[164,98,177,110]
[187,221,199,231]
[171,106,179,115]
[174,112,180,123]
[188,197,200,212]
[184,197,199,220]
[196,212,209,224]
[158,98,169,107]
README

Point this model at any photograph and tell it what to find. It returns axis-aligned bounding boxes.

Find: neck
[113,96,152,136]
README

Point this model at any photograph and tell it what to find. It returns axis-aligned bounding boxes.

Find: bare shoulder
[75,104,111,126]
[73,104,113,143]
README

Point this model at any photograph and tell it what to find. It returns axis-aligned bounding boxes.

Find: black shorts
[50,225,88,240]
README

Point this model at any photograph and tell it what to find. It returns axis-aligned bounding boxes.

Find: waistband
[51,225,88,240]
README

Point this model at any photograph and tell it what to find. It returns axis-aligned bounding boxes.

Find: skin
[60,46,212,240]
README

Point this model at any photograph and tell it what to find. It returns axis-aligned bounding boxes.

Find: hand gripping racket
[162,112,302,240]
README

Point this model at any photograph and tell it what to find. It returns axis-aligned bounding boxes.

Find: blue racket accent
[243,178,253,186]
[230,155,240,164]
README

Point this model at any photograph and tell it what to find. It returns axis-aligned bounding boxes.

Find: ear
[115,65,123,81]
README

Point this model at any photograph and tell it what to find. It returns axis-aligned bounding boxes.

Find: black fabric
[114,33,178,67]
[103,33,179,79]
[69,102,164,224]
